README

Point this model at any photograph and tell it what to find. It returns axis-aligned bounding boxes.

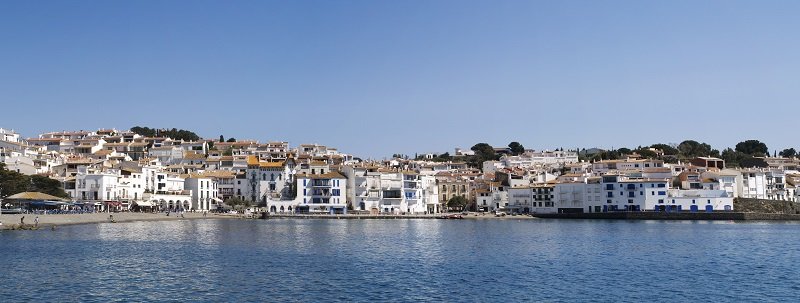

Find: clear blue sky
[2,0,799,158]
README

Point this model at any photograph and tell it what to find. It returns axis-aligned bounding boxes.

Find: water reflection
[2,219,800,302]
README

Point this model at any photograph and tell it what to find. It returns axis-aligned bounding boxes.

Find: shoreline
[0,212,239,230]
[531,212,800,221]
[5,211,800,230]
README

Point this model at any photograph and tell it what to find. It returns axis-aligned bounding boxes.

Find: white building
[269,171,347,214]
[185,176,219,211]
[739,169,767,199]
[0,128,22,143]
[342,166,441,214]
[665,189,734,212]
[500,150,579,169]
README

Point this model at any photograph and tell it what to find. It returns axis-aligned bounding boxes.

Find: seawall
[532,212,800,220]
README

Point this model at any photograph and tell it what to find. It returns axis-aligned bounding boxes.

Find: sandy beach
[0,212,237,230]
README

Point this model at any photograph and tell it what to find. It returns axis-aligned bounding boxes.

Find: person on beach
[34,216,39,227]
[20,216,25,225]
[109,214,115,223]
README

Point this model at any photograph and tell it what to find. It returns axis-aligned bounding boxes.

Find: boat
[436,214,464,219]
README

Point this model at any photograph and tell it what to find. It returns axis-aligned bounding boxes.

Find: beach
[0,212,236,230]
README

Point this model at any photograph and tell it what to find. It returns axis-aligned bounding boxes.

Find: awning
[29,201,65,206]
[135,201,154,207]
[211,197,223,203]
[104,201,122,206]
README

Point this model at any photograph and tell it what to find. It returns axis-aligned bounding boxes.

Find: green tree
[219,135,225,142]
[721,148,751,168]
[740,157,768,168]
[447,195,468,212]
[226,138,237,143]
[735,140,769,156]
[29,175,69,198]
[0,164,69,198]
[633,148,658,159]
[677,140,714,158]
[508,142,525,156]
[617,147,632,155]
[779,148,797,158]
[130,126,201,141]
[224,197,251,209]
[650,143,679,155]
[471,143,495,159]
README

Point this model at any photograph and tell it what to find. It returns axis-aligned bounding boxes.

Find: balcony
[383,190,402,199]
[312,180,331,187]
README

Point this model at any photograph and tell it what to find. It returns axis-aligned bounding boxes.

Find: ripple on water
[1,219,800,302]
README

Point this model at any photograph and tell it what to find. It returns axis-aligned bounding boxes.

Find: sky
[1,0,799,158]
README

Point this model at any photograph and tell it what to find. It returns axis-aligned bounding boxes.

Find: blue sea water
[1,218,799,302]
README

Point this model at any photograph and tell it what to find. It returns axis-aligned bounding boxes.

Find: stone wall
[733,198,800,214]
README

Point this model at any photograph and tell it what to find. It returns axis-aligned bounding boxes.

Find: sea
[1,218,799,302]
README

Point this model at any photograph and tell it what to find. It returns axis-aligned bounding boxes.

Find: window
[607,200,612,204]
[651,184,655,188]
[651,191,655,195]
[657,183,666,188]
[707,199,711,204]
[658,199,664,204]
[628,199,633,204]
[658,191,666,195]
[639,191,643,196]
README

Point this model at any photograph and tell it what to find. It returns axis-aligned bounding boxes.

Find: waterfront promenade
[0,212,234,230]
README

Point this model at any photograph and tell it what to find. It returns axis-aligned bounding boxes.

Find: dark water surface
[1,218,799,302]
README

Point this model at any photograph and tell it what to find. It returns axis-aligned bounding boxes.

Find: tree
[130,126,201,141]
[779,148,797,158]
[0,164,69,198]
[735,140,769,157]
[740,157,768,168]
[224,197,251,210]
[650,143,679,156]
[677,140,714,158]
[219,135,225,142]
[472,143,497,160]
[508,142,525,156]
[226,138,237,143]
[633,148,657,159]
[617,148,632,155]
[721,148,751,168]
[29,175,69,198]
[447,195,468,212]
